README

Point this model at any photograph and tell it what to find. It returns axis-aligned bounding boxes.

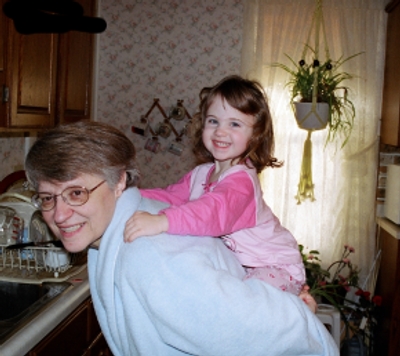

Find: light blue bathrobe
[88,188,339,356]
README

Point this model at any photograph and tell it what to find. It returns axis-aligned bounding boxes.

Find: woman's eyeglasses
[32,180,106,211]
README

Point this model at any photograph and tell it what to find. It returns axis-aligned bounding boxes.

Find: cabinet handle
[2,85,9,103]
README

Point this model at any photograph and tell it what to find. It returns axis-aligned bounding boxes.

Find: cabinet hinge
[2,85,9,103]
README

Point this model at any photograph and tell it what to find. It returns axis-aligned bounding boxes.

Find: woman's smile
[58,222,85,235]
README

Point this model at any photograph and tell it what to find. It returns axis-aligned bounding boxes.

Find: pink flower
[348,246,355,253]
[342,258,350,264]
[307,254,314,260]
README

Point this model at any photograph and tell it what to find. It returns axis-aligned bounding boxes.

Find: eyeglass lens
[36,187,89,210]
[33,180,106,211]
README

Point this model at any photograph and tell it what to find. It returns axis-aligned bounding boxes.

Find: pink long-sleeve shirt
[141,163,304,284]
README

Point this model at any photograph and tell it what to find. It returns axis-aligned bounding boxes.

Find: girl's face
[202,95,255,167]
[39,173,125,253]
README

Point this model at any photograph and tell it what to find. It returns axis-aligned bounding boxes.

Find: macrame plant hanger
[295,0,331,204]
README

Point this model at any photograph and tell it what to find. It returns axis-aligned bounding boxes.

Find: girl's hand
[124,211,169,242]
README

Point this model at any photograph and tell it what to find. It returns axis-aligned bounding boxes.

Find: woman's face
[39,173,125,253]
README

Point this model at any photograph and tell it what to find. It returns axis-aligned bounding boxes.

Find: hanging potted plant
[270,0,363,204]
[273,47,361,148]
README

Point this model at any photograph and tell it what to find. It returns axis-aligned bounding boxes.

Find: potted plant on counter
[299,244,382,355]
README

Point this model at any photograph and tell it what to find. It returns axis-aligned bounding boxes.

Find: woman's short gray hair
[25,121,140,190]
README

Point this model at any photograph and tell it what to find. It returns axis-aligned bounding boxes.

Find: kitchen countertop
[0,267,90,356]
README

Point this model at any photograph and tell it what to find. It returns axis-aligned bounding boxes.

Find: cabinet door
[0,0,95,129]
[0,0,8,123]
[28,300,89,356]
[375,227,400,355]
[381,1,400,146]
[8,30,58,128]
[57,0,95,124]
[27,297,112,356]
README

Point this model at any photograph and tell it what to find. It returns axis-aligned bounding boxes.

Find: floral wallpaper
[0,0,244,187]
[96,0,244,188]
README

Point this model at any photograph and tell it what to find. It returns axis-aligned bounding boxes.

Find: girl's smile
[202,95,255,172]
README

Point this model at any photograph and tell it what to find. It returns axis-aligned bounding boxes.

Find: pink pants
[244,265,304,295]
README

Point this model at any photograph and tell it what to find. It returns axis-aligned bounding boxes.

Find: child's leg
[244,265,303,294]
[244,266,316,313]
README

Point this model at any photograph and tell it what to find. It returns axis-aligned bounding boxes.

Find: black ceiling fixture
[3,0,107,34]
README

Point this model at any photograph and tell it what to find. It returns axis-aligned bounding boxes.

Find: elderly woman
[25,121,338,356]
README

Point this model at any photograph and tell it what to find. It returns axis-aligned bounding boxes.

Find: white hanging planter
[294,102,329,131]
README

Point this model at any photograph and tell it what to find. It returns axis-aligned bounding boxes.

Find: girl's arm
[164,170,256,236]
[140,171,192,206]
[125,171,192,242]
[125,171,257,242]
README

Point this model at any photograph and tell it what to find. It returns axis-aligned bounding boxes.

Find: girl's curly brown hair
[191,75,282,173]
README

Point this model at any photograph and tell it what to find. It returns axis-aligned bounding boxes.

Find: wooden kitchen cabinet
[375,225,400,356]
[26,297,112,356]
[381,0,400,146]
[0,0,95,130]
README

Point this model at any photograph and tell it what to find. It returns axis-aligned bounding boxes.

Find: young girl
[125,75,315,311]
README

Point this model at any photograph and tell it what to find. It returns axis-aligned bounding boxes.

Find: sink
[0,281,71,343]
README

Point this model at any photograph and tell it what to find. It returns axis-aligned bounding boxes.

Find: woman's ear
[115,173,127,198]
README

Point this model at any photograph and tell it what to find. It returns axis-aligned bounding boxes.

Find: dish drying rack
[0,244,87,283]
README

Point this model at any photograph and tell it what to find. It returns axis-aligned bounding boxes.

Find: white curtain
[241,0,387,283]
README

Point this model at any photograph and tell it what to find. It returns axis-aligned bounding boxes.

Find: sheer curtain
[241,0,387,281]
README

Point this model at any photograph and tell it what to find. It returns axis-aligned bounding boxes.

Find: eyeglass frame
[32,180,107,211]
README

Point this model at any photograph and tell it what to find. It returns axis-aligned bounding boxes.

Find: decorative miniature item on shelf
[156,121,172,138]
[144,137,161,153]
[132,98,192,154]
[131,116,150,137]
[169,102,186,121]
[168,141,185,156]
[272,0,362,204]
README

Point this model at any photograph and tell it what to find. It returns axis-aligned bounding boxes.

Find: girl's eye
[231,122,241,127]
[205,118,218,125]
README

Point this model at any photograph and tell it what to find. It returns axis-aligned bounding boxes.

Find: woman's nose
[53,198,73,223]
